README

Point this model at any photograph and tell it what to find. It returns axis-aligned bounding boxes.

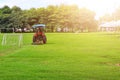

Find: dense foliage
[0,5,98,32]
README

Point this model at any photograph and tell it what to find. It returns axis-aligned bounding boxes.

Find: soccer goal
[1,34,23,47]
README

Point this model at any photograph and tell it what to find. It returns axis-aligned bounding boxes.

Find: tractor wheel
[33,36,36,42]
[43,35,47,44]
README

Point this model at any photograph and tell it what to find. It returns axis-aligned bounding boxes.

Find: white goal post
[1,34,23,47]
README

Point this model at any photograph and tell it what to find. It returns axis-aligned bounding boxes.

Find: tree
[0,6,11,28]
[25,8,40,27]
[78,8,97,32]
[9,6,25,29]
[1,5,11,14]
[99,14,112,23]
[112,7,120,20]
[46,5,59,32]
[11,6,22,13]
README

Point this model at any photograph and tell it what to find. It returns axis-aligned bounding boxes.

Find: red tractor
[32,24,47,45]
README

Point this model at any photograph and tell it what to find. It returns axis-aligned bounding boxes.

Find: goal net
[1,34,23,47]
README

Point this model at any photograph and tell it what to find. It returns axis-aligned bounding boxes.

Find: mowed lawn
[0,33,120,80]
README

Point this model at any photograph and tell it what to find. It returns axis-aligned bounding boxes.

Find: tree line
[100,8,120,23]
[0,4,98,32]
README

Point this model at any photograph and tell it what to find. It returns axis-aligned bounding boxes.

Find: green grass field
[0,32,120,80]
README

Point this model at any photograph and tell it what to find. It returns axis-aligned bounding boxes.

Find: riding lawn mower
[32,24,47,45]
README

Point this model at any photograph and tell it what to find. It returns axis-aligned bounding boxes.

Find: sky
[0,0,120,19]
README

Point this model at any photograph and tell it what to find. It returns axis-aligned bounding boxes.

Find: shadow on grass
[30,42,56,46]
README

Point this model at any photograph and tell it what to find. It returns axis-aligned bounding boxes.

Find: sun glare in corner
[67,0,119,19]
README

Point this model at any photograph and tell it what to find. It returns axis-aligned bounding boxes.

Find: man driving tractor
[32,24,47,45]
